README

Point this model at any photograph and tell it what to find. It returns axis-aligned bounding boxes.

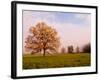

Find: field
[23,53,90,69]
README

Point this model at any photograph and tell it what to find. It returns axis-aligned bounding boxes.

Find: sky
[23,10,91,52]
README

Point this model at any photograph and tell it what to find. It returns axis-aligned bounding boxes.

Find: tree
[76,46,80,53]
[82,43,91,53]
[68,45,73,53]
[25,22,60,56]
[61,47,66,53]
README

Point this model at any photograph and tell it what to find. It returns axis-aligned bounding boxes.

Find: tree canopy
[25,22,60,56]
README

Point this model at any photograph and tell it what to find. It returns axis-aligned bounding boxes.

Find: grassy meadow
[23,53,90,69]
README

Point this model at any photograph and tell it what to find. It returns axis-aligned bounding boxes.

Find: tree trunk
[43,48,46,56]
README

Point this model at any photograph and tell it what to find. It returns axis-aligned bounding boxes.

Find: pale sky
[23,10,91,52]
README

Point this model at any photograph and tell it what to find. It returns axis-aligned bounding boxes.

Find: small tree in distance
[25,22,60,56]
[61,47,66,53]
[82,43,91,53]
[68,45,73,53]
[76,46,80,53]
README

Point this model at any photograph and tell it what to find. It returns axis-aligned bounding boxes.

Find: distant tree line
[61,43,91,53]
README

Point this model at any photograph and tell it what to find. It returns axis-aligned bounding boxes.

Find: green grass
[23,53,90,69]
